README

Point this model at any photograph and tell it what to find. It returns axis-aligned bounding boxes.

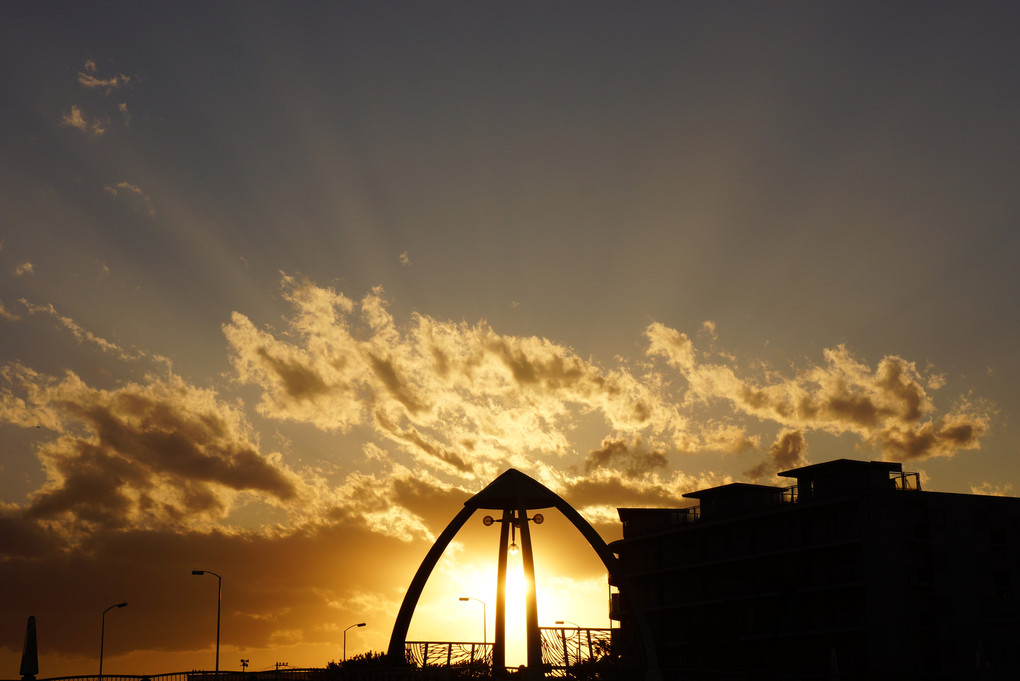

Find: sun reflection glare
[503,553,528,665]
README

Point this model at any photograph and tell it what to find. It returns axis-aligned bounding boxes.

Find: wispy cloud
[77,59,131,94]
[61,60,137,136]
[14,262,34,277]
[971,481,1015,497]
[20,300,133,360]
[60,105,107,136]
[19,299,167,365]
[104,181,155,217]
[0,300,20,322]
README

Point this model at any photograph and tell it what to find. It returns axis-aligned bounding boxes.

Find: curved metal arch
[386,469,661,681]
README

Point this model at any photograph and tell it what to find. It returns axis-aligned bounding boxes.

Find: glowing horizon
[3,2,1020,676]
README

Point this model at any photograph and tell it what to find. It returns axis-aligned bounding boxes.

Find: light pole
[99,602,128,679]
[482,510,545,676]
[458,597,487,644]
[192,569,222,672]
[343,622,366,662]
[556,620,581,674]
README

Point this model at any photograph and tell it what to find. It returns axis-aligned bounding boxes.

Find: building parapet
[619,460,922,536]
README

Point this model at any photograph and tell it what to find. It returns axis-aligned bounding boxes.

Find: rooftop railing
[891,471,922,491]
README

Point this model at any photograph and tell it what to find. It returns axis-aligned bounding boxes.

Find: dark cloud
[256,347,332,401]
[487,338,597,393]
[583,438,667,479]
[29,442,151,529]
[881,415,984,460]
[71,396,295,499]
[560,475,690,513]
[390,476,477,532]
[875,358,925,421]
[1,366,298,535]
[369,354,429,415]
[744,429,808,481]
[0,507,60,557]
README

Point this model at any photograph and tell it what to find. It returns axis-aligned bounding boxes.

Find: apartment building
[610,459,1020,680]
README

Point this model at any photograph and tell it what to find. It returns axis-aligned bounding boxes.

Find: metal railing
[891,471,922,491]
[9,671,322,681]
[404,626,614,677]
[8,670,453,681]
[404,642,490,668]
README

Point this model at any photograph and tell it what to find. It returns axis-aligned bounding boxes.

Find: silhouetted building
[609,459,1020,680]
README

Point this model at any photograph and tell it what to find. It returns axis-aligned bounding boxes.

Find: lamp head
[459,597,469,602]
[116,602,128,608]
[192,570,204,575]
[532,513,544,524]
[357,622,366,627]
[482,515,494,526]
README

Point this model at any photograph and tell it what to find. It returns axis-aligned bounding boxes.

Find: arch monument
[386,468,661,680]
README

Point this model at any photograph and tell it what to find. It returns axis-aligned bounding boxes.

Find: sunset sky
[2,1,1019,676]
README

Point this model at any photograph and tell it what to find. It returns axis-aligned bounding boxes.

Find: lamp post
[482,510,545,676]
[343,622,366,662]
[458,597,487,644]
[556,620,581,674]
[99,602,128,679]
[192,569,222,672]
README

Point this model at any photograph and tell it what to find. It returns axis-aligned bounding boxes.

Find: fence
[10,627,615,681]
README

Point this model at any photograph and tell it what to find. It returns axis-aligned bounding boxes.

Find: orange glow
[503,553,528,665]
[408,509,613,669]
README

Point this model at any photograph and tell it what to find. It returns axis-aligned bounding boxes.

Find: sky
[2,0,1019,676]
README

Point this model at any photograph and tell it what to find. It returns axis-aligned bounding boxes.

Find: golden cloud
[0,299,19,321]
[77,60,131,94]
[647,326,992,461]
[224,277,686,476]
[0,277,997,668]
[60,105,107,136]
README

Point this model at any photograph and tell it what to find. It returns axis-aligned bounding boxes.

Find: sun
[407,501,616,672]
[503,551,530,664]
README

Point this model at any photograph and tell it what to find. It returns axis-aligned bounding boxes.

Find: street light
[192,569,222,672]
[343,622,366,662]
[458,597,487,644]
[482,509,546,673]
[482,512,543,557]
[99,602,128,679]
[556,620,582,673]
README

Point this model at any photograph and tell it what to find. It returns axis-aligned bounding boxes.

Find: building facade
[610,459,1020,680]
